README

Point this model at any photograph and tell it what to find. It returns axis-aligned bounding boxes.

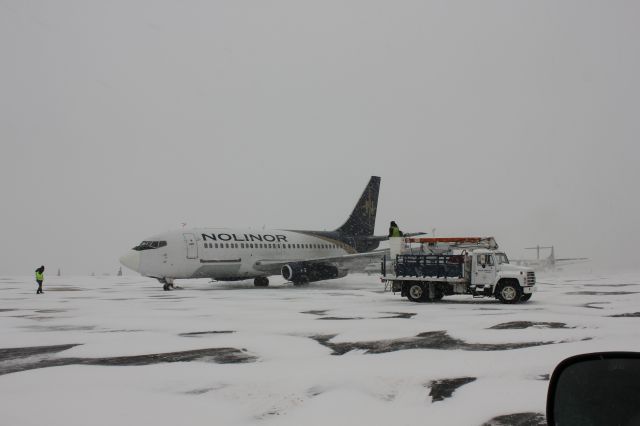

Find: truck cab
[469,249,535,302]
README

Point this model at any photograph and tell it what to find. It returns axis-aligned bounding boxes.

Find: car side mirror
[547,352,640,426]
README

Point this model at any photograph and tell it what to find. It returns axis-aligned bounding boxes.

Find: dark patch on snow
[0,346,256,376]
[301,310,328,316]
[481,412,546,426]
[567,291,638,296]
[609,312,640,317]
[428,377,476,402]
[23,325,96,332]
[317,317,364,321]
[0,309,17,312]
[179,330,235,337]
[599,283,640,287]
[35,309,67,314]
[377,312,417,319]
[46,287,84,292]
[488,321,570,330]
[326,292,365,297]
[310,331,559,355]
[0,344,80,361]
[185,387,224,395]
[583,302,609,309]
[307,386,324,397]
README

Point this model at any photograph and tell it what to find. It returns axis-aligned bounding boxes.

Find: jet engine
[281,262,347,284]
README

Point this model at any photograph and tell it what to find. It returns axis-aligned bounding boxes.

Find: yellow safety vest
[36,271,43,281]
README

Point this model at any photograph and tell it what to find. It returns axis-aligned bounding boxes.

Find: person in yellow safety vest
[388,221,403,237]
[35,265,45,294]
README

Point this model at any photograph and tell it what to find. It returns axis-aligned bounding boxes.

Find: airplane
[119,176,394,290]
[512,245,588,270]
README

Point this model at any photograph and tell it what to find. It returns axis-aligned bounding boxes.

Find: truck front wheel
[407,283,426,302]
[497,281,522,304]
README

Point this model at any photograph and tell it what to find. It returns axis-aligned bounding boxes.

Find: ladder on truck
[390,236,498,258]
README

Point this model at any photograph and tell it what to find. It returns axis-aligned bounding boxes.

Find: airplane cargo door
[183,233,198,259]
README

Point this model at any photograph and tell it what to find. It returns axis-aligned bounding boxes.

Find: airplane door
[183,233,198,259]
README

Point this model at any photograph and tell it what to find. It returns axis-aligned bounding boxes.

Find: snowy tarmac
[2,271,640,426]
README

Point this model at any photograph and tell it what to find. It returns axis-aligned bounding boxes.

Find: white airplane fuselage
[120,227,351,281]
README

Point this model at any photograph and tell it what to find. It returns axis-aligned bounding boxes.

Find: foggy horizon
[2,1,639,276]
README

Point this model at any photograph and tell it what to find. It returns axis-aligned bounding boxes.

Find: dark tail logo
[335,176,380,237]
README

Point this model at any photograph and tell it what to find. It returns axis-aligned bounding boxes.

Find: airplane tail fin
[335,176,380,237]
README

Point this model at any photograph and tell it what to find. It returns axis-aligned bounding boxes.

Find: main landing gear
[254,277,269,287]
[159,277,175,291]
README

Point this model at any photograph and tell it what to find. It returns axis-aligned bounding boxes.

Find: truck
[381,236,536,303]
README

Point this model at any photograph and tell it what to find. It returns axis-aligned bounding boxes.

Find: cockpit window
[133,241,167,251]
[495,253,509,264]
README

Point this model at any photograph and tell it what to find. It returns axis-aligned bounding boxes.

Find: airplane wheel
[254,277,269,287]
[163,283,170,291]
[407,283,425,302]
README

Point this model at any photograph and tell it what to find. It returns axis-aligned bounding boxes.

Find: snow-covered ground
[2,270,640,426]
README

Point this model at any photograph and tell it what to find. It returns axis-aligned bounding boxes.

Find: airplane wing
[253,249,389,275]
[555,257,589,266]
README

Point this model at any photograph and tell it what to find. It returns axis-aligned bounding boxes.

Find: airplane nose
[119,250,141,272]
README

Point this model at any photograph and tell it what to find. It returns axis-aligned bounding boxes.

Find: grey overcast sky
[1,1,639,275]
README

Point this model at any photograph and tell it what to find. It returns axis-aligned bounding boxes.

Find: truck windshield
[495,253,509,264]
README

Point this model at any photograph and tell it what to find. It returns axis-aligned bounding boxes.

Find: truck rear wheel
[497,281,522,304]
[407,283,426,302]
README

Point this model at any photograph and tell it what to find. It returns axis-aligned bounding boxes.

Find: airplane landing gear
[159,277,175,291]
[254,277,269,287]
